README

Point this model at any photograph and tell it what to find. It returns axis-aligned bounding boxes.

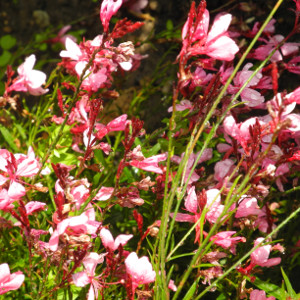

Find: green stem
[32,46,102,183]
[195,205,300,299]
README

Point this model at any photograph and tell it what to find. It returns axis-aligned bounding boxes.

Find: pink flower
[205,189,225,224]
[100,228,133,251]
[25,201,46,215]
[48,208,101,251]
[168,99,193,112]
[235,195,261,218]
[75,61,108,92]
[60,37,83,61]
[106,114,128,132]
[253,35,299,62]
[210,231,246,254]
[199,266,223,286]
[183,9,239,61]
[72,252,106,300]
[171,149,212,185]
[251,238,281,267]
[168,279,177,292]
[214,159,235,182]
[250,289,275,300]
[0,189,15,211]
[227,63,266,107]
[172,187,224,225]
[55,177,90,210]
[130,153,167,174]
[7,55,48,96]
[125,252,156,292]
[95,115,128,140]
[0,148,41,200]
[100,0,123,32]
[0,263,25,295]
[94,187,114,201]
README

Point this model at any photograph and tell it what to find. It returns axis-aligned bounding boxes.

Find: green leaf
[0,125,19,152]
[0,35,16,50]
[166,20,174,31]
[182,279,199,300]
[167,253,195,262]
[250,277,282,299]
[51,152,78,165]
[0,50,12,67]
[15,124,27,140]
[281,267,296,298]
[145,143,161,157]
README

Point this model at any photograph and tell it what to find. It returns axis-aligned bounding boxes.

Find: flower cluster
[0,0,299,299]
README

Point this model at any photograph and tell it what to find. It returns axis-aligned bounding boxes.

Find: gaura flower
[7,55,48,96]
[0,263,24,295]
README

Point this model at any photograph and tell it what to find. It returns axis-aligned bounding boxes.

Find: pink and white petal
[72,271,90,287]
[83,252,104,275]
[94,187,114,201]
[25,201,46,215]
[8,181,26,200]
[170,212,195,223]
[207,36,239,61]
[114,234,133,250]
[100,228,115,250]
[0,263,10,282]
[207,13,232,43]
[18,55,35,75]
[27,70,47,89]
[260,257,281,267]
[87,284,95,300]
[60,38,82,60]
[184,186,198,214]
[2,271,25,292]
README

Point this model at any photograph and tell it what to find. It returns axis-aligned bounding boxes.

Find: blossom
[7,55,48,96]
[253,35,299,62]
[94,187,114,201]
[214,158,235,182]
[173,187,224,225]
[0,148,41,200]
[48,208,101,251]
[250,238,281,267]
[210,231,246,254]
[95,114,128,139]
[168,99,193,113]
[75,61,108,92]
[25,201,46,215]
[0,189,15,211]
[182,8,239,61]
[126,0,148,13]
[125,252,156,292]
[227,63,266,107]
[235,196,261,218]
[60,37,83,61]
[171,149,212,185]
[100,228,133,251]
[250,289,275,300]
[72,252,105,300]
[129,153,167,174]
[0,263,25,295]
[100,0,123,32]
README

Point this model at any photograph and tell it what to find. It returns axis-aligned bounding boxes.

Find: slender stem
[195,205,300,299]
[171,1,284,298]
[32,46,102,183]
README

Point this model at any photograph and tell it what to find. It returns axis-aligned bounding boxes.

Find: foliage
[0,0,300,299]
